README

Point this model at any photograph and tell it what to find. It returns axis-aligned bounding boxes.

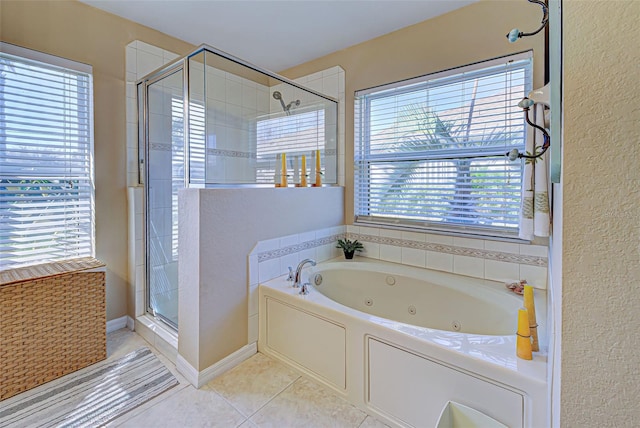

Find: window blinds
[0,46,94,269]
[354,52,532,236]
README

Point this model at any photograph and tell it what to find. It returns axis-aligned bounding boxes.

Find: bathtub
[258,258,548,428]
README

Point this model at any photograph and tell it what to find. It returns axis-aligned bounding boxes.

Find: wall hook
[506,98,550,161]
[506,0,549,42]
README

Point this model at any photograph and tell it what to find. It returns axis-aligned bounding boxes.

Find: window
[0,43,94,269]
[354,52,532,237]
[255,108,325,183]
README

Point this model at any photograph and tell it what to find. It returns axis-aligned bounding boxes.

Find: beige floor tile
[250,377,367,428]
[106,328,150,359]
[116,385,246,428]
[358,415,390,428]
[238,420,260,428]
[204,353,300,417]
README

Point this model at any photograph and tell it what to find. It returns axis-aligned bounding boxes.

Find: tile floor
[106,329,388,427]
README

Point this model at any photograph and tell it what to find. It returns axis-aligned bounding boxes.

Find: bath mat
[0,347,179,427]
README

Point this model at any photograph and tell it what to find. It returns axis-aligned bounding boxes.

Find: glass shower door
[145,67,184,328]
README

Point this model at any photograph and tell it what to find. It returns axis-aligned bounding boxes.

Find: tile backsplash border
[348,232,547,267]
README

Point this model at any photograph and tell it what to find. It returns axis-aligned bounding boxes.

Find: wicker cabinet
[0,257,106,400]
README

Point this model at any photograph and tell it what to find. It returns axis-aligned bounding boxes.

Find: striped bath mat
[0,347,179,427]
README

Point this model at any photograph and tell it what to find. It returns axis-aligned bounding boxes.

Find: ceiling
[79,0,477,72]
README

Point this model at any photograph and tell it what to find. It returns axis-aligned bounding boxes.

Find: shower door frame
[139,59,189,330]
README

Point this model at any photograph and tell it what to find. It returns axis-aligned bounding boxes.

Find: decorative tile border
[207,148,257,159]
[150,143,172,151]
[257,233,344,262]
[348,232,548,267]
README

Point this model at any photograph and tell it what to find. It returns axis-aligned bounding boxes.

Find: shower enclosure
[137,45,338,329]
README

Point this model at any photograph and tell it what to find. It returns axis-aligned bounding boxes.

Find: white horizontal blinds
[0,49,94,269]
[355,52,532,234]
[255,107,324,184]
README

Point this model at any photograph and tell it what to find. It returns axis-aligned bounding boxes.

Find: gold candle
[301,155,307,187]
[281,153,287,187]
[314,150,321,186]
[523,285,539,352]
[516,308,532,360]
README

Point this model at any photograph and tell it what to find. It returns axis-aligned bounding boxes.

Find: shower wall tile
[136,50,163,78]
[125,40,179,187]
[136,41,164,57]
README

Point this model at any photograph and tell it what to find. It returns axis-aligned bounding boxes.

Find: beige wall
[179,187,344,370]
[280,0,545,223]
[561,1,640,426]
[0,0,194,321]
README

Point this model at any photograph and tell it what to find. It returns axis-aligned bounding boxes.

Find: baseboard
[126,316,135,331]
[106,315,135,333]
[176,342,257,388]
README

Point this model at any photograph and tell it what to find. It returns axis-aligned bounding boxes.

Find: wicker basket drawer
[0,257,106,400]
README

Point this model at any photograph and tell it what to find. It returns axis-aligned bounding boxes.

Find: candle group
[277,152,316,187]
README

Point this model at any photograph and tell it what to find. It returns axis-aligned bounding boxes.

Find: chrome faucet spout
[293,259,316,288]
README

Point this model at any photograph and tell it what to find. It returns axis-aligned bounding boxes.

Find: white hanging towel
[519,102,550,241]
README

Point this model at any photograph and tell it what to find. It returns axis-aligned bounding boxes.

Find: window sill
[353,219,537,245]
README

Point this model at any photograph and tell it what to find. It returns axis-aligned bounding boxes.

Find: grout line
[355,415,370,428]
[244,375,302,421]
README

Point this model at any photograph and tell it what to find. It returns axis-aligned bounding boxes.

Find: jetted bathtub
[258,258,548,428]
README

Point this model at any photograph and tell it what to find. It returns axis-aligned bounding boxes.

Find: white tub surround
[259,258,547,428]
[247,225,346,346]
[178,187,343,384]
[346,225,549,289]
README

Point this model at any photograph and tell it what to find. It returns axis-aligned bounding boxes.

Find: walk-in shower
[137,45,338,329]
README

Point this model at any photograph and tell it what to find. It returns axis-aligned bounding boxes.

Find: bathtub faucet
[293,259,316,288]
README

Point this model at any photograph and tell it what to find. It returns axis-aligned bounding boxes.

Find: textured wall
[561,1,640,426]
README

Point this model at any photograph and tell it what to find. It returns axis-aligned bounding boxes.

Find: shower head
[273,91,287,112]
[272,91,300,115]
[286,99,301,111]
